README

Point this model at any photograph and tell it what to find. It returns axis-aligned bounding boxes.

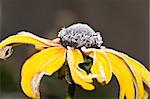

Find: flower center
[58,23,103,48]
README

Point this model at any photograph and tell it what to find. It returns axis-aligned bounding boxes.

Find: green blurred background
[0,0,149,99]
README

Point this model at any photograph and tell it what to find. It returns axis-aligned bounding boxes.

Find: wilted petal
[132,70,144,99]
[81,47,112,84]
[21,47,66,98]
[118,55,144,99]
[106,49,148,99]
[120,52,150,88]
[106,52,135,99]
[67,47,95,90]
[0,31,61,50]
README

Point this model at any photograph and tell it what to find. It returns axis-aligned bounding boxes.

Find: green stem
[66,84,75,99]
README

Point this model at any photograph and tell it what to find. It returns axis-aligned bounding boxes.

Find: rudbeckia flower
[0,23,149,99]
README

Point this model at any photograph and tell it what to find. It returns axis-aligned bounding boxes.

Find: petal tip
[0,46,13,59]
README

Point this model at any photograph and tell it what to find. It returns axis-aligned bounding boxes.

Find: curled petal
[120,52,150,88]
[0,31,61,50]
[107,53,135,99]
[105,49,149,98]
[67,47,95,90]
[118,55,144,98]
[81,47,112,84]
[132,70,144,99]
[21,47,66,98]
[108,59,126,99]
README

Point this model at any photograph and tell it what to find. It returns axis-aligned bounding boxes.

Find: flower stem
[66,84,75,99]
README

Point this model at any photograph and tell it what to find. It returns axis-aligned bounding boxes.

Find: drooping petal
[105,48,148,99]
[108,59,126,99]
[0,31,61,49]
[81,47,112,84]
[121,58,144,99]
[21,47,66,98]
[132,70,144,99]
[106,52,135,99]
[67,47,95,90]
[120,52,150,88]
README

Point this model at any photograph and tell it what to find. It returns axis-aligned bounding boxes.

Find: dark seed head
[58,23,103,48]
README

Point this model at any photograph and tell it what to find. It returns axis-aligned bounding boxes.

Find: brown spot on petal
[0,46,13,60]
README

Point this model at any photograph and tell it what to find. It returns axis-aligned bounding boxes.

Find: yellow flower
[0,23,149,99]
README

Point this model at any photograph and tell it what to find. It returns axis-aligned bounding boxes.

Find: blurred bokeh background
[0,0,149,99]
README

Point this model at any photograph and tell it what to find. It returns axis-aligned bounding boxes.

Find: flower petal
[106,52,135,99]
[116,54,144,99]
[67,47,95,90]
[81,47,112,84]
[108,59,126,99]
[21,47,66,98]
[120,52,150,88]
[105,48,148,98]
[35,38,61,50]
[0,31,61,49]
[132,70,144,99]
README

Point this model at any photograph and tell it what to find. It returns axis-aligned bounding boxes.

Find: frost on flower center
[58,23,103,48]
